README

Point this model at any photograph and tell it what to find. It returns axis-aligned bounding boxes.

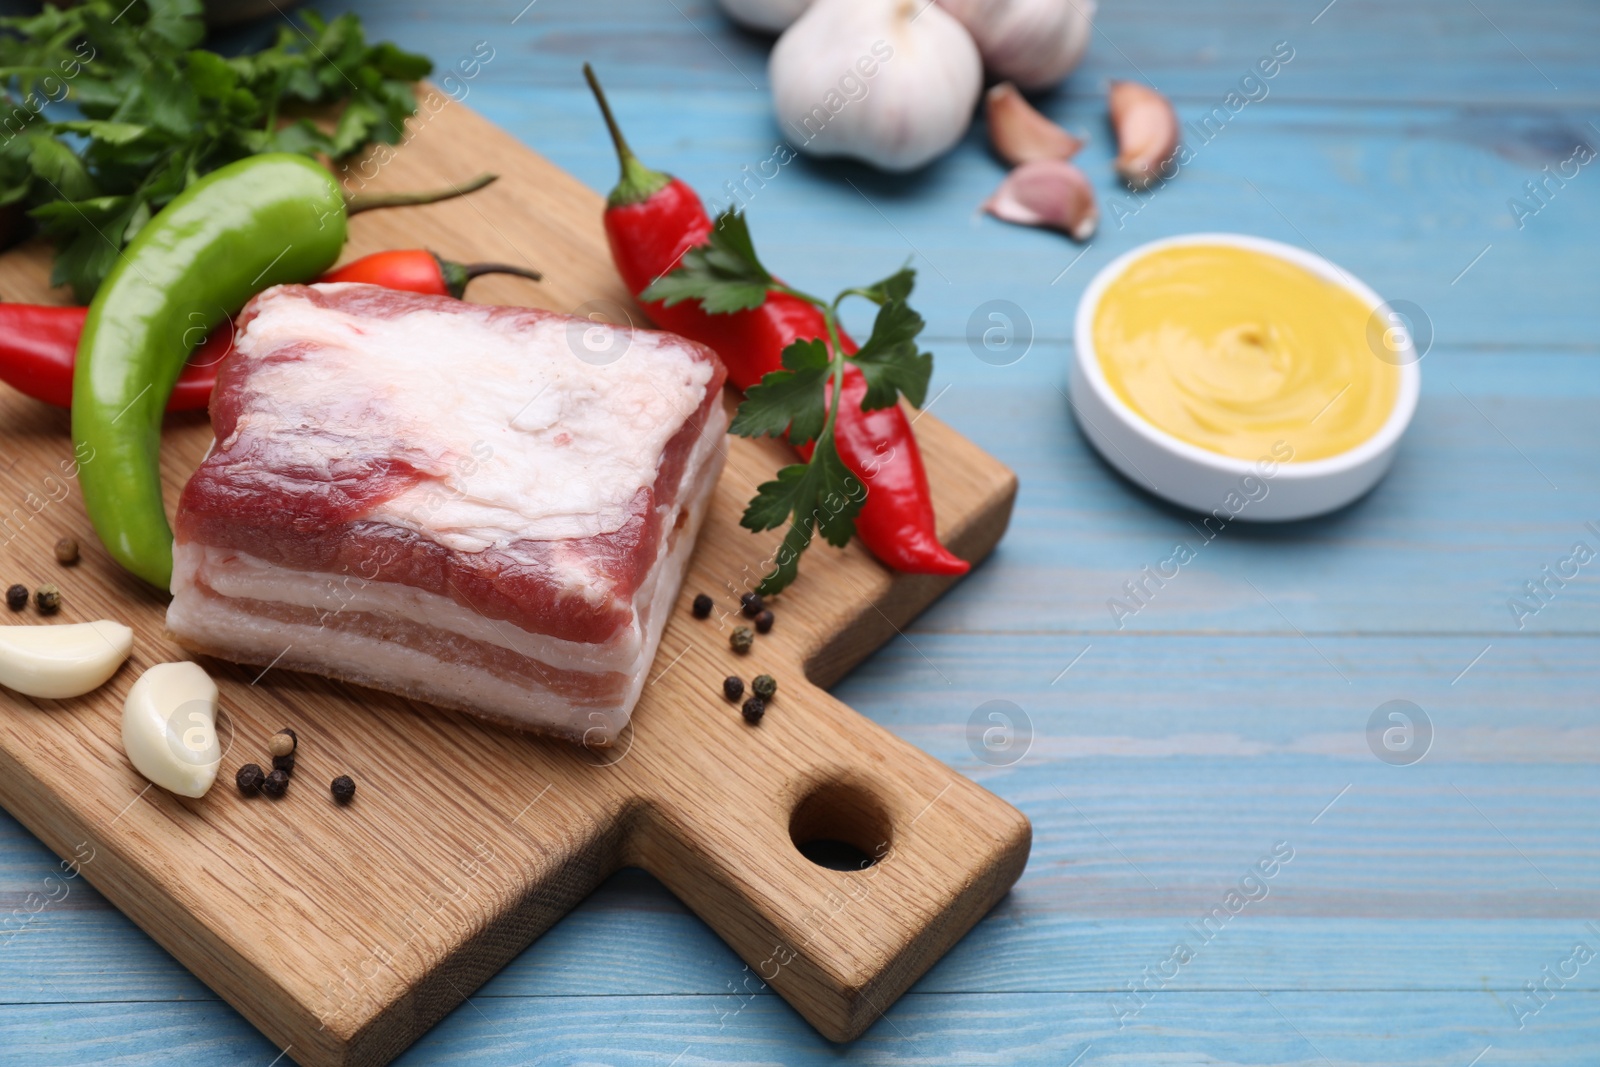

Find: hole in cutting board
[789,779,892,872]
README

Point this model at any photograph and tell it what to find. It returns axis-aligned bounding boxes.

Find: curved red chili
[0,250,542,414]
[587,67,967,577]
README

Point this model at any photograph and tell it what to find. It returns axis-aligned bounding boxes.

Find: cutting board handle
[624,685,1031,1042]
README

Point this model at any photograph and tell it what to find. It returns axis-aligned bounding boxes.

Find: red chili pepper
[320,249,541,298]
[0,305,224,412]
[586,66,968,577]
[0,250,542,413]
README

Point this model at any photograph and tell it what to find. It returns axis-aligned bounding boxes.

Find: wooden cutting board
[0,99,1027,1067]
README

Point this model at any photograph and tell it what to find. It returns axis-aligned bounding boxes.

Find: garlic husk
[1110,79,1180,190]
[718,0,814,33]
[987,81,1084,166]
[984,160,1098,241]
[771,0,983,172]
[122,661,221,799]
[939,0,1095,90]
[0,620,133,699]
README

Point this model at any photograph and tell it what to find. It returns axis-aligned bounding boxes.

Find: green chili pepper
[72,153,496,588]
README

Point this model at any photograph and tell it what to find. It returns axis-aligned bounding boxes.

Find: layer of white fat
[228,283,717,551]
[167,402,730,743]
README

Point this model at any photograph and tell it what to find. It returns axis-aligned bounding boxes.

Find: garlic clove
[983,160,1099,241]
[940,0,1095,90]
[986,82,1084,166]
[1109,79,1180,190]
[0,620,133,699]
[717,0,815,33]
[771,0,983,172]
[121,661,221,799]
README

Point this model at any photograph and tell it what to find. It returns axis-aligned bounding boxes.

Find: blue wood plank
[5,991,1600,1066]
[286,0,1600,105]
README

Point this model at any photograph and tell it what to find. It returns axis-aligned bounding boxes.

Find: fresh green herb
[642,210,934,595]
[0,0,433,299]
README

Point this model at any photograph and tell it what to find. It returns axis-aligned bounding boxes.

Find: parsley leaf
[741,438,865,596]
[0,1,433,299]
[855,265,915,305]
[849,299,933,410]
[640,209,773,314]
[728,338,831,446]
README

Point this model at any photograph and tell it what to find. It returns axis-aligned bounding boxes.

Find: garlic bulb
[939,0,1095,90]
[718,0,814,33]
[984,160,1098,241]
[771,0,983,172]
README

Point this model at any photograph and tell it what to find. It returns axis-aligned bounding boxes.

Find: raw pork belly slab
[168,283,728,744]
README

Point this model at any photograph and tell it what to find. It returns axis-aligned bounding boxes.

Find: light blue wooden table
[3,1,1597,1063]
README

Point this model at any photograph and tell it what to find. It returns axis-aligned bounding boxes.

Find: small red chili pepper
[0,250,541,413]
[586,68,966,577]
[320,249,541,298]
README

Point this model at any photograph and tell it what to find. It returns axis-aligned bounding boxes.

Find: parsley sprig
[643,210,934,595]
[0,0,432,299]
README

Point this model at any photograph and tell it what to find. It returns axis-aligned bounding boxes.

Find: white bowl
[1070,233,1421,522]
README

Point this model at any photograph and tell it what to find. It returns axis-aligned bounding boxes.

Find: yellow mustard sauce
[1092,244,1401,462]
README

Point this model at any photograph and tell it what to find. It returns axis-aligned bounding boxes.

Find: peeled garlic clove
[987,82,1084,166]
[122,662,221,799]
[940,0,1095,90]
[771,0,983,172]
[1110,79,1180,190]
[984,159,1098,241]
[0,621,133,699]
[717,0,815,33]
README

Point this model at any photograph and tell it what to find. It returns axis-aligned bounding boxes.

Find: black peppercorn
[5,584,26,612]
[34,584,61,615]
[236,763,265,796]
[723,675,744,701]
[262,768,289,798]
[54,536,79,565]
[730,626,753,654]
[754,609,774,634]
[268,728,297,758]
[752,674,777,701]
[691,593,713,619]
[272,753,296,777]
[330,775,356,804]
[740,592,764,618]
[741,697,766,724]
